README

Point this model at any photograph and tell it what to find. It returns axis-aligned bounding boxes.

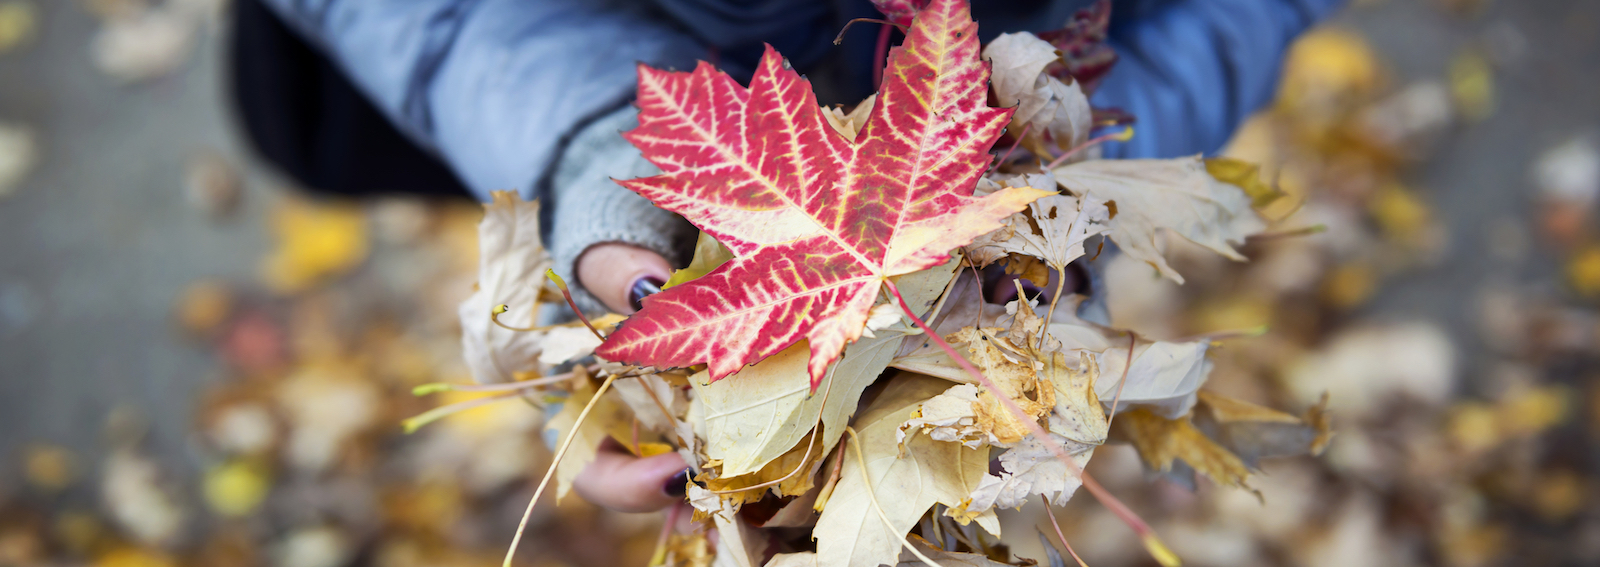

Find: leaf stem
[1045,126,1134,170]
[989,123,1032,175]
[503,372,621,567]
[490,303,547,332]
[412,372,575,396]
[873,23,892,90]
[1039,266,1067,350]
[1046,505,1090,567]
[546,269,605,341]
[832,18,910,46]
[401,390,524,434]
[1103,332,1136,430]
[883,279,1177,567]
[1246,224,1326,242]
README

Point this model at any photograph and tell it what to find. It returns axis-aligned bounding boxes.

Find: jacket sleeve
[255,0,705,200]
[1093,0,1345,159]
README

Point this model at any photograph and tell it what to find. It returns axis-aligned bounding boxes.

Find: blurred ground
[0,0,1598,566]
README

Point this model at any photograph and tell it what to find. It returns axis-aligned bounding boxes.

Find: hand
[573,438,691,513]
[572,243,687,513]
[576,243,673,314]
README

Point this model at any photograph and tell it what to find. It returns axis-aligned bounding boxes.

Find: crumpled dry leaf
[1205,158,1287,210]
[961,351,1105,514]
[1054,157,1268,283]
[1115,408,1253,493]
[984,32,1094,157]
[969,172,1111,272]
[814,374,996,567]
[458,191,550,384]
[610,372,685,435]
[536,325,602,366]
[692,260,958,478]
[899,326,1056,447]
[896,535,1027,566]
[1095,339,1211,419]
[701,431,824,507]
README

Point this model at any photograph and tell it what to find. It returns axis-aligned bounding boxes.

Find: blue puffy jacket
[258,0,1343,312]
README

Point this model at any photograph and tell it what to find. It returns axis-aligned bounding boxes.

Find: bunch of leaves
[423,1,1333,566]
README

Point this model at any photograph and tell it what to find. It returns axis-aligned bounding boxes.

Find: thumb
[576,243,672,314]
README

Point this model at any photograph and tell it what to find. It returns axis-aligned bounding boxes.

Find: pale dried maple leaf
[984,32,1095,157]
[598,0,1049,388]
[1054,157,1268,283]
[970,173,1112,274]
[813,374,995,567]
[458,191,550,384]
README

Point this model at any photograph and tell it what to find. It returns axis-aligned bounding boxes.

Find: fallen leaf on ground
[0,121,37,199]
[261,199,369,294]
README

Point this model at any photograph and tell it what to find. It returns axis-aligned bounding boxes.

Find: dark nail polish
[629,277,664,312]
[663,468,691,498]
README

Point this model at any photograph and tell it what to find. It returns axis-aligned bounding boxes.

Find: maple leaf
[1054,156,1268,283]
[984,34,1094,157]
[813,374,995,567]
[598,0,1050,388]
[968,172,1112,271]
[457,191,550,384]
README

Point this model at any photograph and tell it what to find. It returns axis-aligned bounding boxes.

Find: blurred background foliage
[1,0,1599,566]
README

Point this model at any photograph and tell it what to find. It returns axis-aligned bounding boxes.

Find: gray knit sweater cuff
[546,106,696,316]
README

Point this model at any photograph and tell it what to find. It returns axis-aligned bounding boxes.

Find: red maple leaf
[595,0,1050,388]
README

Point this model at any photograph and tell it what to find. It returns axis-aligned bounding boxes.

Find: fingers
[575,243,672,314]
[572,439,690,513]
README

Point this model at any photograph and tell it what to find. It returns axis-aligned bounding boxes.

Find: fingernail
[629,277,664,312]
[662,468,691,498]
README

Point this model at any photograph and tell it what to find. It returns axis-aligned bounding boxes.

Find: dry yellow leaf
[1567,246,1600,296]
[814,374,994,567]
[1117,408,1254,493]
[458,191,551,384]
[24,444,73,492]
[202,459,270,517]
[261,199,369,294]
[93,548,178,567]
[700,432,824,507]
[1206,158,1287,210]
[1449,48,1494,122]
[544,367,631,502]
